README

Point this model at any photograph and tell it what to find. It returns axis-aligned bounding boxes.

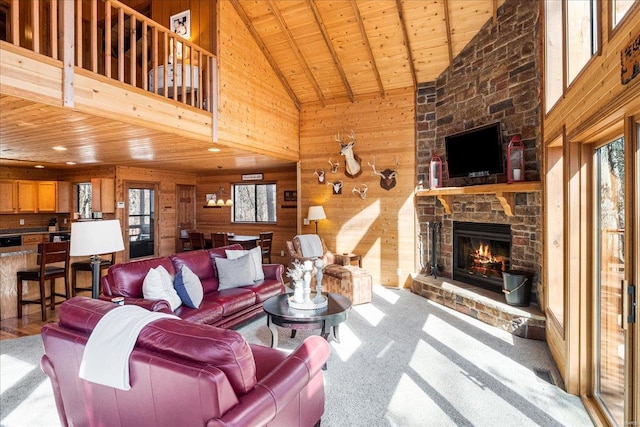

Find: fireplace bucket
[502,270,533,307]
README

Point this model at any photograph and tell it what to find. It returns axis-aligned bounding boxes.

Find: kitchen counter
[0,227,71,237]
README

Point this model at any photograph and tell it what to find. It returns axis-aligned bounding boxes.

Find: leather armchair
[286,235,349,268]
[41,297,330,427]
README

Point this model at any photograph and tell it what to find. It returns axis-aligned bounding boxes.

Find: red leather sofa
[100,244,285,328]
[41,297,330,427]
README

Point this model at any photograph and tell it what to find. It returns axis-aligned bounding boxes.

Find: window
[566,0,598,85]
[544,0,563,113]
[233,183,277,223]
[77,183,92,218]
[612,0,634,28]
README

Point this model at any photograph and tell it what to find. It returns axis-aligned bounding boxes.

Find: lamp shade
[70,219,125,256]
[307,206,326,221]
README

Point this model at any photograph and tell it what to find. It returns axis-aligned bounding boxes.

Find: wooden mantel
[415,181,541,216]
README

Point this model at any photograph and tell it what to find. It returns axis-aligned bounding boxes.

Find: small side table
[339,253,361,268]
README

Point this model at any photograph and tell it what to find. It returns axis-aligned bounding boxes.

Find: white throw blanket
[296,234,323,258]
[79,305,178,391]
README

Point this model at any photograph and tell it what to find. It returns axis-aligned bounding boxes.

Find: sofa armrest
[208,336,330,427]
[262,263,284,281]
[97,296,172,313]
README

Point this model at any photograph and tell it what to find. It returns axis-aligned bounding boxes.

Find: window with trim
[544,0,563,113]
[566,0,598,85]
[77,182,92,218]
[612,0,634,28]
[233,183,277,223]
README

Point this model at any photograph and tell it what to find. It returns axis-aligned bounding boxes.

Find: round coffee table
[263,292,352,349]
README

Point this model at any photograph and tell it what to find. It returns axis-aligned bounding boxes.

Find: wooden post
[61,0,75,108]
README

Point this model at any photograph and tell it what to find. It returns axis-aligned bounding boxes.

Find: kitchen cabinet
[17,181,37,212]
[91,178,115,213]
[37,181,57,212]
[0,180,72,213]
[56,181,71,212]
[0,180,18,213]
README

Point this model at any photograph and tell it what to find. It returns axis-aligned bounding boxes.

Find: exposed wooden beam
[267,0,326,107]
[493,0,498,25]
[350,0,385,98]
[443,0,453,64]
[395,0,416,89]
[307,0,354,103]
[228,0,301,110]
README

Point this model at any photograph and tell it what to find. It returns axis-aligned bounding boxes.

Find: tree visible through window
[233,183,276,222]
[77,183,92,218]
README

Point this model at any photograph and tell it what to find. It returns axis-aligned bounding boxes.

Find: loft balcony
[0,0,218,147]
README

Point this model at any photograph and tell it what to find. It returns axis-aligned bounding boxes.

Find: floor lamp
[70,219,125,299]
[307,206,326,234]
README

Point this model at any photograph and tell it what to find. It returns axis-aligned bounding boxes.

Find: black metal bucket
[502,270,533,307]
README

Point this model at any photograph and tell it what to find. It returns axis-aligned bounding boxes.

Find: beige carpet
[1,285,593,426]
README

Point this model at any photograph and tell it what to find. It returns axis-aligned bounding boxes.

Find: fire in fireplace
[453,222,511,292]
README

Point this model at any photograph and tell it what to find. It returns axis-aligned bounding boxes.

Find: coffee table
[262,292,352,349]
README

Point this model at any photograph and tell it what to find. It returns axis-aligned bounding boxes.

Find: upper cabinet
[0,181,18,213]
[91,178,115,213]
[0,180,72,213]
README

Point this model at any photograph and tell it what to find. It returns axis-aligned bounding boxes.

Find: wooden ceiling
[0,0,504,174]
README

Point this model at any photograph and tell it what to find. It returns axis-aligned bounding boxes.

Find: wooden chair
[211,232,229,248]
[180,229,193,251]
[189,232,206,250]
[259,231,274,263]
[17,241,71,321]
[71,253,115,297]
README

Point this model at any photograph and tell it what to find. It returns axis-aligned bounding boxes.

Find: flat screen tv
[445,122,504,178]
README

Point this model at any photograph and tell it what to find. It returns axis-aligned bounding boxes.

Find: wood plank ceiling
[0,0,504,173]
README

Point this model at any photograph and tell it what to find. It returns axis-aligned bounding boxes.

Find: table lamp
[70,219,125,299]
[307,206,326,234]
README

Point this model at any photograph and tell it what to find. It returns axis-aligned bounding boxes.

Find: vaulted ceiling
[0,0,505,173]
[233,0,505,107]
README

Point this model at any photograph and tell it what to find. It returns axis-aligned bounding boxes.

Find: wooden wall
[149,0,216,53]
[216,0,300,162]
[300,88,416,288]
[195,166,298,267]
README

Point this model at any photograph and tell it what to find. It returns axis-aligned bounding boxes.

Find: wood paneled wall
[216,0,300,162]
[300,88,416,288]
[149,0,216,53]
[195,166,297,266]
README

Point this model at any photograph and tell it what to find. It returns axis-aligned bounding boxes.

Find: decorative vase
[293,280,304,303]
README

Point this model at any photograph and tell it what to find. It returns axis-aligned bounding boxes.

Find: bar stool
[71,253,115,297]
[17,241,70,321]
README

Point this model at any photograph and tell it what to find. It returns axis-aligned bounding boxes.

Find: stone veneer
[413,0,544,321]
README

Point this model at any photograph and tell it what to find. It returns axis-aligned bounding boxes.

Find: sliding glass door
[126,184,157,259]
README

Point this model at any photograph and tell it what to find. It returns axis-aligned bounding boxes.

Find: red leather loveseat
[100,244,285,328]
[41,297,330,427]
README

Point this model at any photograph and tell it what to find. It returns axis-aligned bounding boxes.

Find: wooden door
[176,184,196,252]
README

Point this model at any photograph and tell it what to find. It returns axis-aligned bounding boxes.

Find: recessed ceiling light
[35,165,45,168]
[66,161,76,165]
[52,146,67,151]
[208,148,221,152]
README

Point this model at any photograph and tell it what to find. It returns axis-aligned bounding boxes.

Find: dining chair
[16,241,71,321]
[189,232,207,250]
[71,253,115,297]
[259,231,274,263]
[211,232,229,248]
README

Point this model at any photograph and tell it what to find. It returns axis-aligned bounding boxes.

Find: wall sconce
[507,136,524,183]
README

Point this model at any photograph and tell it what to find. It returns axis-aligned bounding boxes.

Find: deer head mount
[314,168,325,184]
[327,180,343,194]
[352,184,368,199]
[328,158,340,174]
[368,156,399,191]
[335,130,362,178]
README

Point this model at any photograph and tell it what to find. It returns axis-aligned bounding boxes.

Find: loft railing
[1,0,214,112]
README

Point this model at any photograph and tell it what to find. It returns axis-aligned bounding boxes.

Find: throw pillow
[225,246,264,281]
[142,265,182,311]
[173,265,204,309]
[215,254,255,290]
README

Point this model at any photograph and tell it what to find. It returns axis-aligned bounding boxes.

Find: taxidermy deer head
[327,180,343,194]
[314,168,325,184]
[352,184,368,199]
[368,156,399,191]
[328,158,340,174]
[335,130,362,178]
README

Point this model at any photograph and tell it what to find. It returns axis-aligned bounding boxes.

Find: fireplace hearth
[453,222,511,293]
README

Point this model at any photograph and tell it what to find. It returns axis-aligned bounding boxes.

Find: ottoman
[322,264,372,305]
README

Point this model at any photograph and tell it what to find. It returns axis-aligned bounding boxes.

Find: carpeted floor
[1,285,593,426]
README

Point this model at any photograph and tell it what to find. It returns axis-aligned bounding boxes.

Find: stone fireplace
[452,222,511,292]
[411,0,544,339]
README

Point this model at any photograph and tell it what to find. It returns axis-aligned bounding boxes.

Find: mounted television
[445,122,504,178]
